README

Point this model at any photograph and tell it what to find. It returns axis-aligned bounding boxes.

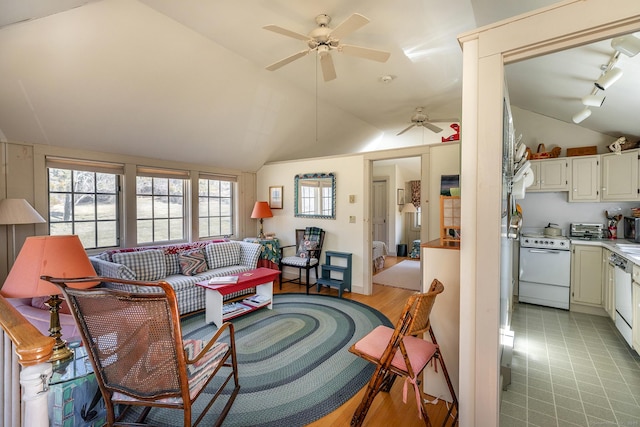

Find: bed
[409,239,421,259]
[373,241,388,272]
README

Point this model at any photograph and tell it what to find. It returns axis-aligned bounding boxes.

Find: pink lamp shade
[1,235,99,298]
[251,201,273,219]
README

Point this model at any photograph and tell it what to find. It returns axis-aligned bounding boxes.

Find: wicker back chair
[42,276,240,427]
[349,279,458,426]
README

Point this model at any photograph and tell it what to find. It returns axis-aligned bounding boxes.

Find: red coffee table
[196,267,280,327]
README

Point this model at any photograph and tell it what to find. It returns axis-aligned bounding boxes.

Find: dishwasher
[610,252,633,346]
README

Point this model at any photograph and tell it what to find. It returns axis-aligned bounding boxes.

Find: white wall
[257,155,367,292]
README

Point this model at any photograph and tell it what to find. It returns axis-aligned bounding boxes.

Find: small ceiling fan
[397,108,458,135]
[263,13,390,82]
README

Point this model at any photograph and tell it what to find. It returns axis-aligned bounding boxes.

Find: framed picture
[269,186,283,209]
[397,189,405,205]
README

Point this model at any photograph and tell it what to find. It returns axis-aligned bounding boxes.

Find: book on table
[209,275,239,284]
[242,294,271,307]
[222,302,249,317]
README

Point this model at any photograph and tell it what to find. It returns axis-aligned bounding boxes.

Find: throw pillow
[296,239,318,258]
[205,242,241,269]
[112,249,167,281]
[179,250,208,276]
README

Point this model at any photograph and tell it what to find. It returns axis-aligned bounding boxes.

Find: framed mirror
[294,173,336,219]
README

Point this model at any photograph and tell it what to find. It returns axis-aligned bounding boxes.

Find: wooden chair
[278,227,325,294]
[42,276,240,427]
[349,279,458,427]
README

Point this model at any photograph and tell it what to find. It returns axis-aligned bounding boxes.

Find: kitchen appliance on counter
[570,223,605,240]
[519,233,571,309]
[623,216,640,242]
[609,252,634,346]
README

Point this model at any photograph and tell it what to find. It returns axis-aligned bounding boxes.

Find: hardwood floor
[274,256,457,427]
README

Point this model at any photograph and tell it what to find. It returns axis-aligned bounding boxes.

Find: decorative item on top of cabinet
[527,158,569,192]
[440,195,460,245]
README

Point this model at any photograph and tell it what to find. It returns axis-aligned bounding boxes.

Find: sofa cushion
[112,249,166,281]
[179,250,208,276]
[205,242,241,269]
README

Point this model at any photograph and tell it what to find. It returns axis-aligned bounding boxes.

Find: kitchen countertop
[570,237,640,264]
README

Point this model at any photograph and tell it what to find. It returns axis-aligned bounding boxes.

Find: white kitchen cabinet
[569,155,600,202]
[571,245,603,307]
[528,158,569,192]
[602,248,615,319]
[633,264,640,351]
[601,149,639,201]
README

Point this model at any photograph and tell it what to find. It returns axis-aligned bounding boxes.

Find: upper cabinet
[601,149,639,201]
[569,155,600,202]
[528,158,569,192]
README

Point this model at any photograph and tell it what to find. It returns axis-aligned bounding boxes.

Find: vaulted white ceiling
[0,0,637,172]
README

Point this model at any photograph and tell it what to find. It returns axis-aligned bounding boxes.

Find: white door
[372,179,388,245]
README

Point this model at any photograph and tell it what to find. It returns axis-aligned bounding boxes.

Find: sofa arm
[90,256,136,280]
[239,241,262,269]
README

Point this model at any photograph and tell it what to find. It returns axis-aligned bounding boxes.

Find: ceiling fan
[397,108,458,135]
[263,13,390,82]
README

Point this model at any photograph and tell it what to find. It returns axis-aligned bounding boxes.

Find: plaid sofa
[90,240,262,315]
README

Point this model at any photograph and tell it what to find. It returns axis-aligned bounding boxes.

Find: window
[47,158,122,249]
[136,167,189,244]
[198,175,235,238]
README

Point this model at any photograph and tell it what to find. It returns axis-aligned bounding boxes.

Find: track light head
[611,35,640,57]
[581,94,606,107]
[572,108,591,124]
[595,67,623,90]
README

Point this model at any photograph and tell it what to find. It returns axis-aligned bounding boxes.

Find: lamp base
[45,295,74,364]
[258,218,265,239]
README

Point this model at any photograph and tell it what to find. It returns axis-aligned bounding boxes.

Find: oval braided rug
[135,293,392,427]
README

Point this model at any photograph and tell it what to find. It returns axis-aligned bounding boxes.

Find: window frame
[198,174,237,239]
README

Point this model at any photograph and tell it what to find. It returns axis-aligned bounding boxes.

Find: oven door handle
[527,249,562,254]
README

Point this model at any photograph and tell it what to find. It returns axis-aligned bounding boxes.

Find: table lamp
[401,202,418,213]
[0,199,46,265]
[251,201,273,239]
[1,235,99,363]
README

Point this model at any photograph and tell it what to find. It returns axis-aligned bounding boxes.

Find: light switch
[349,216,356,223]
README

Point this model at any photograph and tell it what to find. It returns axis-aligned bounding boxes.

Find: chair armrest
[279,244,297,256]
[184,322,235,364]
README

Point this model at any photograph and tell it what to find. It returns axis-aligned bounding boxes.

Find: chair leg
[429,327,459,427]
[306,268,311,294]
[351,366,389,427]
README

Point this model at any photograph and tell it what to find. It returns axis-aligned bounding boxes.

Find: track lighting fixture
[581,93,605,107]
[594,66,623,90]
[611,34,640,57]
[572,108,591,124]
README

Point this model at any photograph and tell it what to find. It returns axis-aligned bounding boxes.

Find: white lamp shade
[572,108,592,124]
[611,35,640,57]
[0,199,46,225]
[581,94,606,107]
[594,67,623,90]
[401,203,418,213]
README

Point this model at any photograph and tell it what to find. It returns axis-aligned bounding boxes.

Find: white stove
[520,233,570,251]
[519,233,571,309]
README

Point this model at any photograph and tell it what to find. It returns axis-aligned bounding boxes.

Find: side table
[243,237,281,270]
[48,345,107,427]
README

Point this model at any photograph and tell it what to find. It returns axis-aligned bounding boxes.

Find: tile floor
[500,303,640,426]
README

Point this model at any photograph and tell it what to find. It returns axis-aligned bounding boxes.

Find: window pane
[209,198,220,216]
[198,198,208,217]
[97,221,118,248]
[220,181,231,197]
[198,180,208,197]
[220,217,232,235]
[136,175,186,244]
[74,194,96,221]
[137,177,152,195]
[199,218,209,236]
[48,166,119,250]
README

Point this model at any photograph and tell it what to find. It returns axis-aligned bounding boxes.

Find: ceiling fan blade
[320,53,337,81]
[397,124,416,136]
[339,44,390,62]
[423,122,443,133]
[329,13,369,40]
[266,49,309,71]
[263,25,310,41]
